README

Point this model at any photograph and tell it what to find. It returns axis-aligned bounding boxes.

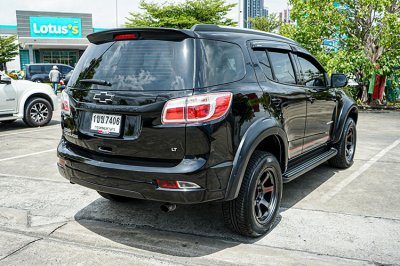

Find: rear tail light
[156,179,201,189]
[162,92,232,124]
[61,91,71,115]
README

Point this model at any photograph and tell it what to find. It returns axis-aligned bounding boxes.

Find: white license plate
[91,113,122,135]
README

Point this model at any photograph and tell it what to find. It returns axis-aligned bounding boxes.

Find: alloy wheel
[345,127,355,162]
[30,102,49,124]
[254,168,278,224]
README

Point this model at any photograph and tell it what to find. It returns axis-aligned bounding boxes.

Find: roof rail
[190,24,296,44]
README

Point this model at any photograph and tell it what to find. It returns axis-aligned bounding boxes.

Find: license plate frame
[90,113,122,135]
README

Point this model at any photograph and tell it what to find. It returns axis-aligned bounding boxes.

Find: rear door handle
[98,146,113,153]
[307,96,316,103]
[271,98,282,107]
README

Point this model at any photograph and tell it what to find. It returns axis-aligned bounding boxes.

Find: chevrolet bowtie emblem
[93,92,114,103]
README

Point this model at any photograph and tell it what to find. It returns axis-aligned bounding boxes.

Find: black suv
[58,25,358,237]
[25,63,74,83]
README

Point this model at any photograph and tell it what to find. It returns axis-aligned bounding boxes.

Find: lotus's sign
[29,16,82,38]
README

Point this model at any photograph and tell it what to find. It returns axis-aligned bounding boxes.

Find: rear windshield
[69,38,246,91]
[69,39,195,91]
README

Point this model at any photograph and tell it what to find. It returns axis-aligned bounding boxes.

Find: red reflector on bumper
[58,158,66,168]
[157,180,180,189]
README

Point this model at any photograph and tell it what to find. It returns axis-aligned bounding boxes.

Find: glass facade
[41,50,79,66]
[20,49,80,70]
[243,0,269,28]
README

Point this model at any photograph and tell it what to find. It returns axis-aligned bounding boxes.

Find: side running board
[283,148,338,183]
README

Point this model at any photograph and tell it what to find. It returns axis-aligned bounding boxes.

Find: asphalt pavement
[0,110,399,265]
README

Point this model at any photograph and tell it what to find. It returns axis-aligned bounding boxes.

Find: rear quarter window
[196,39,246,88]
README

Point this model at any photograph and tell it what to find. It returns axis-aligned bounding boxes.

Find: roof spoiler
[87,28,195,44]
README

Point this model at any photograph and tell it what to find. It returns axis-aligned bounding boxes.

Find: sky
[0,0,288,28]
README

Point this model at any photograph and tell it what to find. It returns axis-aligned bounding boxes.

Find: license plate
[91,113,122,135]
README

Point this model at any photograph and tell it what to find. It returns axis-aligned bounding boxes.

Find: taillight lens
[162,92,232,124]
[61,90,71,115]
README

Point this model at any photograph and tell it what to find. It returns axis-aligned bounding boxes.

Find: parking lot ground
[0,111,399,265]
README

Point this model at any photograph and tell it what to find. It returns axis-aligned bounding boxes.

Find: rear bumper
[57,139,232,204]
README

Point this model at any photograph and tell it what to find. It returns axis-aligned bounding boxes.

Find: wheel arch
[224,118,288,201]
[20,93,55,116]
[331,99,358,144]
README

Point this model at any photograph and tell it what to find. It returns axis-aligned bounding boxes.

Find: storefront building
[0,10,104,70]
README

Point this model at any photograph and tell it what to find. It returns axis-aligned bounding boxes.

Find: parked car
[25,63,74,83]
[57,25,358,237]
[0,71,57,127]
[60,70,73,91]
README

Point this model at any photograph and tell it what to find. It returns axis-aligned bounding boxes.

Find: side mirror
[331,74,348,88]
[0,74,12,84]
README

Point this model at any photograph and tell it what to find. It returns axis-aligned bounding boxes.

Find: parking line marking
[0,149,56,162]
[0,173,64,183]
[321,138,400,203]
[0,125,60,137]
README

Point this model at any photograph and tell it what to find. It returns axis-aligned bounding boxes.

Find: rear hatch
[63,30,195,162]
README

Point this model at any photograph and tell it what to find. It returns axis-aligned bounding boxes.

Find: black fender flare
[224,118,288,201]
[331,97,358,144]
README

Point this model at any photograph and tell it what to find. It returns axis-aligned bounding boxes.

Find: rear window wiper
[79,79,112,86]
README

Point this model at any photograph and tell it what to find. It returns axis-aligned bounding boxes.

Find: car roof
[26,63,72,66]
[190,24,297,44]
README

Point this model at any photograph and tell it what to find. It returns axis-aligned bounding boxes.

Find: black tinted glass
[197,39,246,88]
[69,39,195,91]
[254,50,273,80]
[29,65,42,74]
[268,51,296,84]
[297,55,326,87]
[44,65,52,72]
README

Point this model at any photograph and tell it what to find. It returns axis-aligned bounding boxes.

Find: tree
[248,14,281,33]
[281,0,400,79]
[125,0,237,29]
[0,35,19,72]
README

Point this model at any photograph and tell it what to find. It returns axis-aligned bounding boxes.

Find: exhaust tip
[160,203,176,212]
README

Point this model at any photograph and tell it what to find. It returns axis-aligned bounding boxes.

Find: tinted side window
[197,39,246,88]
[254,50,273,80]
[297,55,326,87]
[29,65,42,74]
[43,65,52,73]
[268,51,296,84]
[59,66,72,74]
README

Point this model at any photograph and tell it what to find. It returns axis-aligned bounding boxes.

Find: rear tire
[23,98,53,127]
[1,119,17,124]
[329,118,356,169]
[97,191,132,202]
[222,151,282,237]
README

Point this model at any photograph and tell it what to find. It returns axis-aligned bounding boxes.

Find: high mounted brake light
[113,33,139,40]
[162,92,232,124]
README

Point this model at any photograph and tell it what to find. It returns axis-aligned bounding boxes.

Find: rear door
[64,32,195,161]
[294,52,337,152]
[250,42,308,158]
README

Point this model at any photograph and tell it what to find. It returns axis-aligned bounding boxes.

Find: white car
[0,71,57,127]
